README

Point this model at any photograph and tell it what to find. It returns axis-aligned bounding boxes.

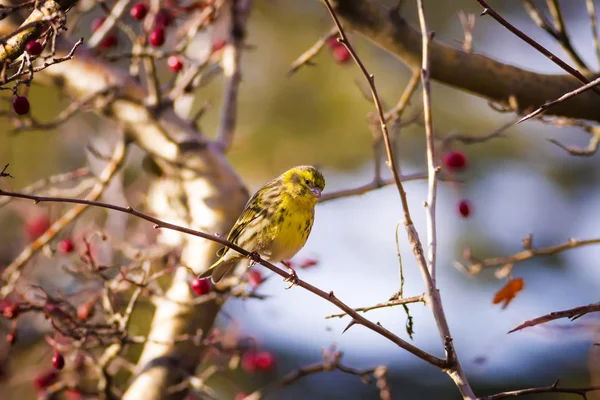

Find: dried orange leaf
[492,277,525,309]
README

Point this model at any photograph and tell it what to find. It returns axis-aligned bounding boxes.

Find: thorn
[342,319,357,334]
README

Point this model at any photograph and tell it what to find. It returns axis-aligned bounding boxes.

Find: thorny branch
[509,302,600,334]
[480,380,600,400]
[0,181,448,369]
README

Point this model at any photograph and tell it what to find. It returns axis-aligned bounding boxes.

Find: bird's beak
[310,187,322,198]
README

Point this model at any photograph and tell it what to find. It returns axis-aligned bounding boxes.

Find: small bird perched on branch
[199,165,325,283]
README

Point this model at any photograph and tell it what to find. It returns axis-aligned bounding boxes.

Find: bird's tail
[198,258,239,283]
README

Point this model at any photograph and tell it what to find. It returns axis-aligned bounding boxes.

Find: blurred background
[1,0,600,399]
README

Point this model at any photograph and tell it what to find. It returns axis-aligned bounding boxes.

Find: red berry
[442,151,467,170]
[149,28,165,47]
[52,351,65,370]
[167,55,183,72]
[247,270,263,288]
[458,199,471,218]
[130,3,148,20]
[241,351,257,373]
[100,34,118,49]
[33,370,58,391]
[154,9,172,28]
[58,239,74,254]
[13,95,30,115]
[2,302,19,319]
[25,41,42,57]
[91,16,105,32]
[6,331,16,345]
[25,214,49,240]
[299,258,318,269]
[191,277,211,295]
[332,46,350,63]
[254,351,275,371]
[327,36,341,49]
[212,39,226,52]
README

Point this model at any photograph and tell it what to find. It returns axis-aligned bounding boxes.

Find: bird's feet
[248,251,261,264]
[283,265,299,289]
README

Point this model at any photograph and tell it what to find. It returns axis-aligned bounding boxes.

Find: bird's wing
[219,181,279,257]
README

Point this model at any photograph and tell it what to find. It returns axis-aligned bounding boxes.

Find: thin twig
[585,0,600,70]
[319,171,440,203]
[520,0,588,70]
[509,302,600,334]
[325,294,426,319]
[87,0,133,49]
[481,380,600,400]
[475,0,600,96]
[288,27,338,75]
[418,8,438,284]
[517,75,600,124]
[458,236,600,274]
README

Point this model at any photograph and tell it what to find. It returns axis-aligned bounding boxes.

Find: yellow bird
[199,165,325,283]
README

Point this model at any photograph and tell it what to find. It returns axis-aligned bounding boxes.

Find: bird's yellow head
[281,166,325,201]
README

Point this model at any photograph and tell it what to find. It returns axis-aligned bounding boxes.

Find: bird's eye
[304,179,311,186]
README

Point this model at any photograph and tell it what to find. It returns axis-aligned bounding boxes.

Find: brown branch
[325,294,426,319]
[517,75,600,124]
[481,380,600,400]
[288,26,338,75]
[586,0,600,70]
[0,0,75,63]
[244,350,380,400]
[0,186,448,369]
[520,0,588,70]
[458,236,600,274]
[328,0,600,122]
[509,302,600,334]
[215,0,252,152]
[475,0,598,94]
[319,172,436,202]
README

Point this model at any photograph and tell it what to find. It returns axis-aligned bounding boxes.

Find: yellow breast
[266,198,315,263]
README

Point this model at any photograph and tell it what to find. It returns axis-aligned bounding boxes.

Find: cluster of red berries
[442,150,471,218]
[241,350,275,373]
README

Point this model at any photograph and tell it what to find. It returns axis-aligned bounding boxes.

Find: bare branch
[325,294,426,319]
[509,302,600,334]
[481,380,600,400]
[216,0,253,152]
[0,186,448,369]
[475,0,598,95]
[458,236,600,274]
[288,27,338,75]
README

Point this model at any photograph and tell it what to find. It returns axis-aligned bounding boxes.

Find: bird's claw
[283,267,299,289]
[248,252,261,264]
